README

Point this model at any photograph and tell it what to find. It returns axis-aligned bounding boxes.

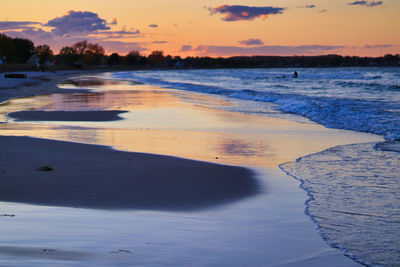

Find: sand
[0,71,96,103]
[0,72,380,266]
[0,136,257,210]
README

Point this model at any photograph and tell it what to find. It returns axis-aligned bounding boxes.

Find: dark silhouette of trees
[126,50,141,66]
[0,34,16,62]
[148,50,165,67]
[35,45,54,64]
[72,41,88,56]
[58,46,78,65]
[1,33,399,69]
[0,34,34,63]
[56,41,105,66]
[84,43,105,65]
[12,38,35,63]
[107,53,121,66]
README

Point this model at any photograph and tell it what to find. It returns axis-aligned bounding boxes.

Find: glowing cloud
[45,10,111,35]
[192,45,344,56]
[180,45,193,52]
[298,5,316,9]
[0,21,40,30]
[238,38,264,46]
[209,5,285,21]
[348,1,383,7]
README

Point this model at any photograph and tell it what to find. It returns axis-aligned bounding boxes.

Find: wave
[108,68,400,141]
[279,142,400,266]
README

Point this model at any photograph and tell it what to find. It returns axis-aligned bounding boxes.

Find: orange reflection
[0,83,382,168]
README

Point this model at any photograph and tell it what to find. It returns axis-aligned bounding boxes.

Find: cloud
[190,45,344,56]
[110,18,118,25]
[364,44,394,48]
[368,1,383,6]
[298,5,316,8]
[99,41,147,54]
[180,45,193,52]
[45,10,111,35]
[348,1,368,5]
[348,1,383,7]
[0,21,41,30]
[149,24,158,28]
[4,28,54,40]
[238,38,264,46]
[88,29,141,39]
[209,5,285,21]
[151,41,168,44]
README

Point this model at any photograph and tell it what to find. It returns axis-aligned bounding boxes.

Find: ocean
[1,67,399,266]
[106,67,400,266]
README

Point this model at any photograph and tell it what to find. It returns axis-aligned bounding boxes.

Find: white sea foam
[280,143,400,267]
[108,67,400,141]
[108,68,400,266]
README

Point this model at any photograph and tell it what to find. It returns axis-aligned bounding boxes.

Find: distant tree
[164,55,174,68]
[0,34,16,62]
[58,46,78,65]
[12,38,35,63]
[35,45,54,64]
[126,50,141,65]
[72,40,88,56]
[107,53,121,66]
[84,43,105,65]
[148,50,165,67]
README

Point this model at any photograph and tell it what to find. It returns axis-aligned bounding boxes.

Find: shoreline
[0,71,260,210]
[0,70,106,104]
[0,70,382,266]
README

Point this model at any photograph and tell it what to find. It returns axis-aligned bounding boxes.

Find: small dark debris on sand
[4,73,27,79]
[110,249,133,254]
[37,166,53,172]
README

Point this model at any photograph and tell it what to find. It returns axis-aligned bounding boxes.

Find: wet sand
[0,73,382,266]
[0,136,257,210]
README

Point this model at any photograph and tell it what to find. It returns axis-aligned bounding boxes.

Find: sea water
[107,68,400,266]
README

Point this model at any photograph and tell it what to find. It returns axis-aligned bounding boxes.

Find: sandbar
[0,136,257,210]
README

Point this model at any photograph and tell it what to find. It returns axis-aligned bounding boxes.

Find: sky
[0,0,399,57]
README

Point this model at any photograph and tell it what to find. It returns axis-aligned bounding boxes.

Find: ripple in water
[280,142,400,266]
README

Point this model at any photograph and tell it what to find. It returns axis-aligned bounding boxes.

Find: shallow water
[103,68,400,266]
[0,80,369,265]
[0,69,396,266]
[0,169,360,267]
[106,68,400,141]
[0,82,378,168]
[280,143,400,266]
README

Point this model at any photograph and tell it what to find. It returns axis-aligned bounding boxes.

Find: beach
[0,70,389,266]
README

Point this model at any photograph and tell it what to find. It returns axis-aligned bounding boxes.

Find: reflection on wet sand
[0,81,381,168]
[61,77,143,87]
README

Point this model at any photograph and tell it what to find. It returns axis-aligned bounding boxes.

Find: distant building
[27,54,39,67]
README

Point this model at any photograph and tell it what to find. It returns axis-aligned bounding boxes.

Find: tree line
[0,33,399,69]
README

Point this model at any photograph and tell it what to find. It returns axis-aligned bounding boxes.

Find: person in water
[293,71,298,78]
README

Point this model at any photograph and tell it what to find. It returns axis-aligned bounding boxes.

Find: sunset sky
[1,0,399,57]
